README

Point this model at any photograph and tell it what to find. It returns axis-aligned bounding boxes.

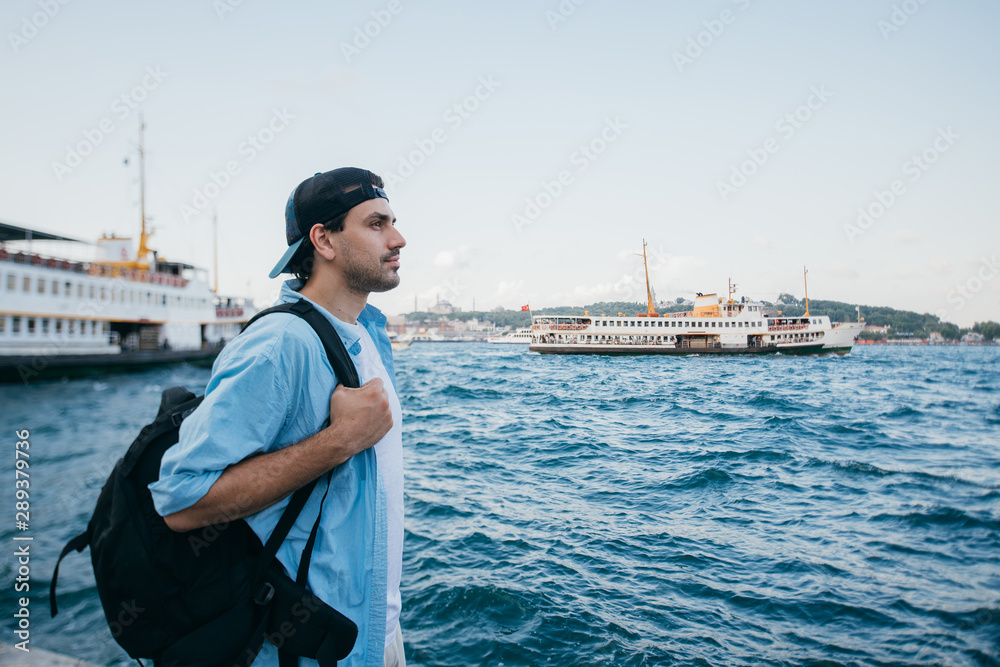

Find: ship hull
[0,347,222,384]
[529,343,826,356]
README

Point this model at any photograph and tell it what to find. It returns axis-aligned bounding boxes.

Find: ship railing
[536,323,588,331]
[215,308,245,318]
[768,324,809,332]
[0,248,190,288]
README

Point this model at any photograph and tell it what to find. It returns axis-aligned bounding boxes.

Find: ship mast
[213,209,219,293]
[803,265,810,317]
[642,239,658,316]
[136,116,152,266]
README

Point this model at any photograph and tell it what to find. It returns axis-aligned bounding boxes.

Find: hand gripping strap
[242,297,362,588]
[241,299,363,664]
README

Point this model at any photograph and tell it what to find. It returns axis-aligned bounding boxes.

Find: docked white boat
[486,327,533,344]
[389,332,410,350]
[0,122,252,383]
[529,243,863,357]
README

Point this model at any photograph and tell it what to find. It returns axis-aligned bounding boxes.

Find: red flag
[521,304,530,312]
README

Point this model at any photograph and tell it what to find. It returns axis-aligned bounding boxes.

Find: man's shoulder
[217,311,328,370]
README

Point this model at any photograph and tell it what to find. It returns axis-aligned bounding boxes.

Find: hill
[404,297,997,341]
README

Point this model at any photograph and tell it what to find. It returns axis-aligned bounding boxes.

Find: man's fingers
[361,377,384,392]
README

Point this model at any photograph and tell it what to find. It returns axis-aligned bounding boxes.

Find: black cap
[269,167,388,279]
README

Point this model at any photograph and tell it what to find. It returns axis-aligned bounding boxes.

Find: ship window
[12,317,21,334]
[41,319,49,334]
[52,280,58,295]
[77,284,83,298]
[64,281,71,296]
[5,274,13,291]
[37,278,45,294]
[23,276,30,292]
[55,320,62,334]
[27,318,36,334]
[100,287,106,300]
[90,285,95,298]
[0,317,5,334]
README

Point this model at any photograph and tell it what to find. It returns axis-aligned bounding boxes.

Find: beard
[341,243,401,294]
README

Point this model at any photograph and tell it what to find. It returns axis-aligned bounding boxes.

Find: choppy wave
[2,346,998,665]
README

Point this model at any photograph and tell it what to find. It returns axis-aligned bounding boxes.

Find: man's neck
[298,275,368,324]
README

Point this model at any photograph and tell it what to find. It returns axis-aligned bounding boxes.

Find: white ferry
[487,327,533,344]
[0,123,252,383]
[529,244,863,356]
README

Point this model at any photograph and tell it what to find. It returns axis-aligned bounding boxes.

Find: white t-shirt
[348,320,404,647]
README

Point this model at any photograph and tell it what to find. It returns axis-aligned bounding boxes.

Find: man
[149,168,408,667]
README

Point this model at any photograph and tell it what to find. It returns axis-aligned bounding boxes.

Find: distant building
[863,324,890,335]
[386,314,406,335]
[962,331,985,344]
[928,331,944,343]
[428,297,455,315]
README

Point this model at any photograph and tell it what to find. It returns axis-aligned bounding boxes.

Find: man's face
[333,197,406,294]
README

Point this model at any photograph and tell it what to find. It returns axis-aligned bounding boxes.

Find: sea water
[1,345,997,666]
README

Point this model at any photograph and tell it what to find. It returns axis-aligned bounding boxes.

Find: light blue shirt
[149,280,395,667]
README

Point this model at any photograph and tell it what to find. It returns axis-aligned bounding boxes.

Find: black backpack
[50,299,362,667]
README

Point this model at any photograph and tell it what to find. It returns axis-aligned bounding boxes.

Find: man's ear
[309,223,337,261]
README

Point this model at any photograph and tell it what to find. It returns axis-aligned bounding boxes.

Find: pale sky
[2,0,997,326]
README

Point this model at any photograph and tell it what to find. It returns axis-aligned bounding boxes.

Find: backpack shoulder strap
[49,531,90,616]
[242,299,364,590]
[243,300,360,389]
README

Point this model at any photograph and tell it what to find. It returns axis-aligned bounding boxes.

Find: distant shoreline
[857,340,997,347]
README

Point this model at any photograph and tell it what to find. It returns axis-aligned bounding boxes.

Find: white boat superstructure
[0,237,249,358]
[530,294,862,355]
[529,243,863,356]
[487,327,533,344]
[0,120,253,382]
